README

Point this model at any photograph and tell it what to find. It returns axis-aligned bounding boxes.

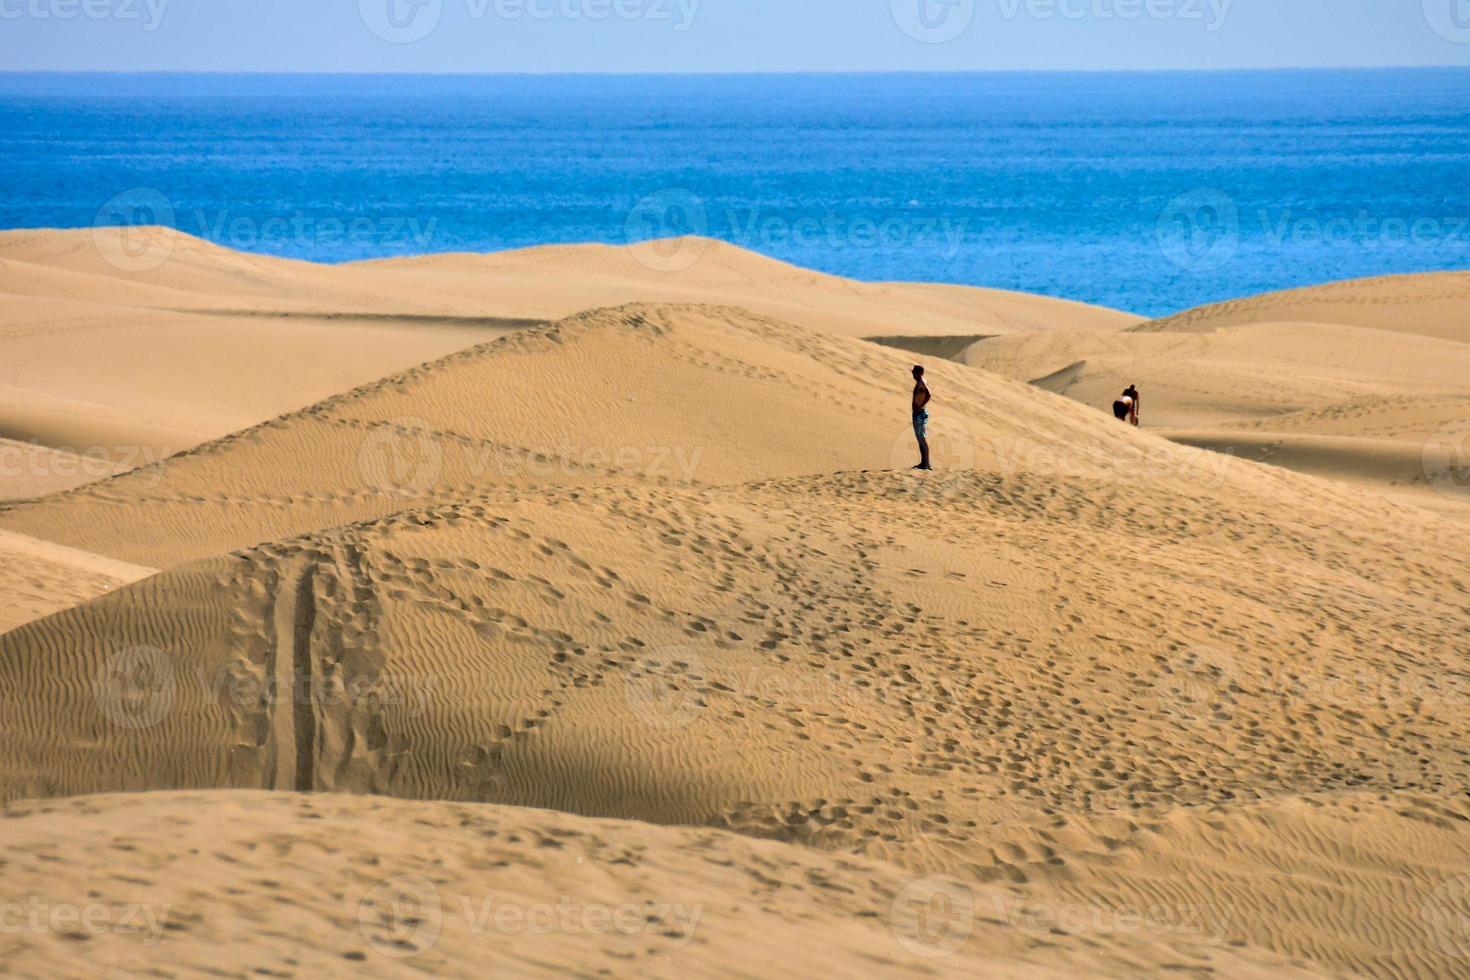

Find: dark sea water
[2,69,1468,317]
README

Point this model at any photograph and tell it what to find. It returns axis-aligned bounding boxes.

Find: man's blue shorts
[913,410,929,440]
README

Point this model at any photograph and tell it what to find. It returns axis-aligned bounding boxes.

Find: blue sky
[1,0,1467,72]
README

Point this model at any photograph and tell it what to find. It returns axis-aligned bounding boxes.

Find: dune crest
[1131,271,1470,341]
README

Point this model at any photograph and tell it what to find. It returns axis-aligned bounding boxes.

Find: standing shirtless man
[911,365,932,470]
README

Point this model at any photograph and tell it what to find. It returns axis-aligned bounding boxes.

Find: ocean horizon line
[2,65,1468,79]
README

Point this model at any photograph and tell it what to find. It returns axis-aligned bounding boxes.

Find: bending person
[1112,385,1140,426]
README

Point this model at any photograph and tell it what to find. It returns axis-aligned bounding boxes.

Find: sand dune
[4,470,1467,973]
[0,232,521,458]
[5,461,1465,817]
[3,227,1139,334]
[2,790,1326,979]
[1133,270,1470,342]
[1165,429,1431,488]
[0,303,1162,568]
[962,320,1470,428]
[2,295,1469,975]
[951,275,1470,510]
[4,233,1469,976]
[0,228,1136,494]
[353,236,1143,339]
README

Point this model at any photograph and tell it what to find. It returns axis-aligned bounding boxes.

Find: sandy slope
[0,528,154,634]
[0,790,1321,980]
[2,302,1469,976]
[0,228,1137,641]
[953,276,1470,511]
[0,236,523,455]
[0,437,151,629]
[3,227,1140,333]
[9,784,1462,978]
[355,239,1142,339]
[1134,271,1470,342]
[0,227,1135,460]
[0,440,151,629]
[963,320,1470,429]
[0,437,129,502]
[0,303,1166,568]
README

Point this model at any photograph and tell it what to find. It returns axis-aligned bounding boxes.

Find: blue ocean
[2,69,1468,317]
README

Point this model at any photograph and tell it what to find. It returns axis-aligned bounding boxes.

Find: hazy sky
[1,0,1467,72]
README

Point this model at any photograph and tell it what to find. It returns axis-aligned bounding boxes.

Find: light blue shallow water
[2,70,1468,317]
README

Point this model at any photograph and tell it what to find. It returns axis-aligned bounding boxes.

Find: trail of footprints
[167,465,1469,889]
